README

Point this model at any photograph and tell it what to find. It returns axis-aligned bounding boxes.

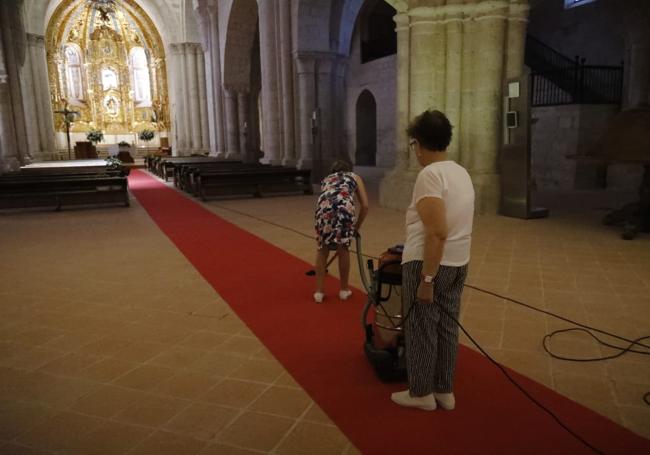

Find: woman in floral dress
[313,160,369,303]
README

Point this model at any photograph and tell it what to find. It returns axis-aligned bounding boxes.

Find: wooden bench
[175,162,265,194]
[0,174,129,211]
[196,167,312,200]
[156,157,229,181]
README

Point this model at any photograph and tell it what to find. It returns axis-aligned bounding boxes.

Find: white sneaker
[313,292,324,303]
[339,289,352,300]
[390,390,436,411]
[434,392,455,410]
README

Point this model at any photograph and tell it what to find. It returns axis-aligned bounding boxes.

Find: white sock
[313,292,324,303]
[339,289,352,300]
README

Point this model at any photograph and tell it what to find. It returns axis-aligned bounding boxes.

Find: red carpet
[129,170,649,454]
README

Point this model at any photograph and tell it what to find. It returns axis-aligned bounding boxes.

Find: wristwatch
[421,274,435,284]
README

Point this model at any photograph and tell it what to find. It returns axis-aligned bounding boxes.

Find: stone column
[296,55,316,170]
[408,13,446,170]
[315,56,334,178]
[170,44,188,153]
[379,11,414,210]
[624,35,650,108]
[0,26,19,172]
[257,0,281,164]
[379,1,527,214]
[237,91,249,160]
[224,88,239,159]
[209,6,226,156]
[445,13,463,163]
[186,44,201,152]
[278,0,295,166]
[467,7,508,213]
[197,49,210,152]
[0,0,27,172]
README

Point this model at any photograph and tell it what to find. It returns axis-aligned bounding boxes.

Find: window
[64,45,84,101]
[564,0,597,9]
[130,47,151,106]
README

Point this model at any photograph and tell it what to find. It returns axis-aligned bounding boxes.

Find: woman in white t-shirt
[391,110,475,412]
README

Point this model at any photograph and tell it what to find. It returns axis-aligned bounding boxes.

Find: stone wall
[528,0,624,65]
[530,104,632,190]
[345,24,396,168]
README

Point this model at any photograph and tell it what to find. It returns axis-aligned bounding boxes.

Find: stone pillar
[0,0,27,172]
[170,44,187,153]
[379,11,415,210]
[408,14,446,170]
[315,56,334,178]
[620,0,650,108]
[445,14,463,163]
[22,34,55,161]
[379,1,527,214]
[624,35,650,108]
[208,6,226,156]
[0,27,19,172]
[467,7,508,213]
[257,0,281,164]
[278,0,295,166]
[197,50,210,152]
[186,44,201,152]
[224,88,239,159]
[237,91,249,160]
[296,55,316,170]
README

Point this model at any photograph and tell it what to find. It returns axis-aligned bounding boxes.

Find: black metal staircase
[525,35,624,106]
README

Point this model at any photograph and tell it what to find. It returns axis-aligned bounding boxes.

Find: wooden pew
[0,174,129,210]
[175,162,264,194]
[155,157,227,181]
[196,167,312,200]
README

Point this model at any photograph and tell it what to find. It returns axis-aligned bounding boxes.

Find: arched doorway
[356,90,377,166]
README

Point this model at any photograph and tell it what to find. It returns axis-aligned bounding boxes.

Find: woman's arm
[416,196,448,303]
[353,174,369,231]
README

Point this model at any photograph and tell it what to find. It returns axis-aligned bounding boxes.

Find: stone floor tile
[249,386,312,418]
[71,384,144,418]
[228,359,285,384]
[15,411,104,453]
[201,379,267,408]
[218,412,294,452]
[128,431,207,455]
[112,364,177,391]
[154,371,223,400]
[163,402,238,441]
[114,393,189,428]
[275,421,348,455]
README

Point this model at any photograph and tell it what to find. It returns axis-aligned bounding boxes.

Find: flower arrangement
[86,129,104,144]
[105,156,122,169]
[139,129,155,142]
[118,141,130,147]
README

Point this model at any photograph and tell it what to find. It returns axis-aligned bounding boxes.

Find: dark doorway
[360,0,397,63]
[355,90,377,166]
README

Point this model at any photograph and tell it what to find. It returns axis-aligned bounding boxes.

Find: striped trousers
[402,260,468,396]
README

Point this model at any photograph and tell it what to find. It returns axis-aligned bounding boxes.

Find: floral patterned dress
[315,172,358,250]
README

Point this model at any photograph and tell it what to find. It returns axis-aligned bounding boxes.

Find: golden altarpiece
[46,0,169,142]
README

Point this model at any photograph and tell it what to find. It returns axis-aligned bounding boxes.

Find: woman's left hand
[417,281,434,304]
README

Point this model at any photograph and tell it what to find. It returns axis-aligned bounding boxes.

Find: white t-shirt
[402,161,475,266]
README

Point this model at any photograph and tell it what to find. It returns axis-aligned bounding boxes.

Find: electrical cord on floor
[209,204,650,446]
